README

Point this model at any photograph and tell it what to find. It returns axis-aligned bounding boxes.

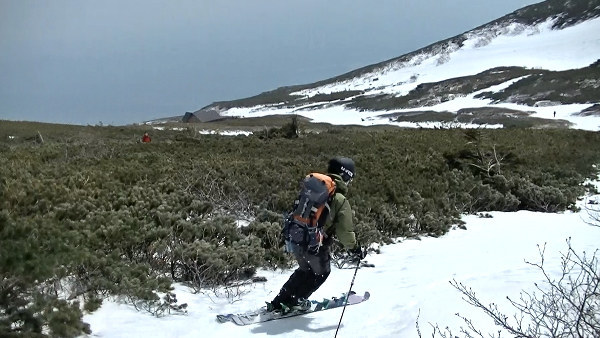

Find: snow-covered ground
[197,129,253,136]
[217,17,600,132]
[294,18,600,97]
[83,182,600,337]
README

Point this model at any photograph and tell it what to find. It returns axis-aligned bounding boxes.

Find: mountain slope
[190,0,600,128]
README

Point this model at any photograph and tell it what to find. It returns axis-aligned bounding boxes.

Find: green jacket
[322,174,357,250]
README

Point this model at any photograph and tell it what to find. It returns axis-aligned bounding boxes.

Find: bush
[424,239,600,337]
[1,121,600,335]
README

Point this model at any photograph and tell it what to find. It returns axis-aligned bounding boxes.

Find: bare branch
[427,239,600,337]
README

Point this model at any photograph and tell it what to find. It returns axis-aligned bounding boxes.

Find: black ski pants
[271,245,331,306]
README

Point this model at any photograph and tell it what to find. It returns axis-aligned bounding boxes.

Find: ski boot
[278,299,311,314]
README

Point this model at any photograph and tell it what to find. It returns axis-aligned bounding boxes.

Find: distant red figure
[141,132,151,143]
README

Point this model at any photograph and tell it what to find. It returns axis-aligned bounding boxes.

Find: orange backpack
[283,173,336,253]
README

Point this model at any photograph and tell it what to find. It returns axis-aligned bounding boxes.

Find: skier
[266,157,365,313]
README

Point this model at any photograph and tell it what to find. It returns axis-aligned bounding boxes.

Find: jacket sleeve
[332,195,357,250]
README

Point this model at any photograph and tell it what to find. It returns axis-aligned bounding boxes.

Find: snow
[147,127,252,136]
[219,17,600,131]
[197,129,253,136]
[83,188,600,338]
[294,18,600,97]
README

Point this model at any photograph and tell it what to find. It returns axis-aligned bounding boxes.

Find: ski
[216,291,370,326]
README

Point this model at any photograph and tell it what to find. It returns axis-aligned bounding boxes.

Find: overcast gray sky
[0,0,541,125]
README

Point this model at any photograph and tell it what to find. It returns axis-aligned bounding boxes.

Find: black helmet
[327,157,355,183]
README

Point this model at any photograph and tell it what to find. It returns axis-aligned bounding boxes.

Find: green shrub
[1,121,600,336]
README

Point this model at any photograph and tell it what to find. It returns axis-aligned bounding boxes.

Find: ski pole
[334,248,364,337]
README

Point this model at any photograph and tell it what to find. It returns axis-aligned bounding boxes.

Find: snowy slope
[83,189,600,338]
[294,19,600,97]
[214,17,600,131]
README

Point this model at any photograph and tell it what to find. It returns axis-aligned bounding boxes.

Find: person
[266,157,364,313]
[141,132,151,143]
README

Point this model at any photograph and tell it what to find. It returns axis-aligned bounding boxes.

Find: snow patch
[197,130,253,136]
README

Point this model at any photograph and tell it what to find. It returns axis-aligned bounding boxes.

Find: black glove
[348,246,366,261]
